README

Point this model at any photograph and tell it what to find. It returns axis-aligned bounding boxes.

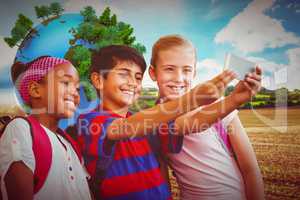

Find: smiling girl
[0,56,92,200]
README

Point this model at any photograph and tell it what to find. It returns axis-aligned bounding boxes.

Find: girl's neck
[30,113,59,133]
[100,101,129,117]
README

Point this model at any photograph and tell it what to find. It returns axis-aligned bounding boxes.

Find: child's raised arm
[107,70,236,140]
[174,66,262,135]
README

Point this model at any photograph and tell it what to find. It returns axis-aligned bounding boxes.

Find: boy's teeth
[123,91,134,95]
[65,100,75,107]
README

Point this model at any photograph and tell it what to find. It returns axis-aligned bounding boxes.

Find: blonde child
[149,35,264,200]
[0,56,92,200]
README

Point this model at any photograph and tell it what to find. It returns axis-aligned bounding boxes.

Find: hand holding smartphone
[224,53,256,80]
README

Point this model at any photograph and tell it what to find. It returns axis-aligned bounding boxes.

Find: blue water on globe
[16,13,82,62]
[15,13,99,129]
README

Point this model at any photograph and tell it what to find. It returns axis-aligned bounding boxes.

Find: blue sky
[0,0,300,106]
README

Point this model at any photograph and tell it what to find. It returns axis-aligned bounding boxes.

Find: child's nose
[127,75,138,87]
[173,70,185,82]
[69,85,79,97]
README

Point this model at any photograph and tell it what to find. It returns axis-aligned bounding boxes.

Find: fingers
[245,72,261,82]
[242,81,256,96]
[255,65,262,75]
[245,77,261,88]
[211,70,236,86]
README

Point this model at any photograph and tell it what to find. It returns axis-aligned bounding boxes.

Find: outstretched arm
[228,116,265,200]
[107,70,236,140]
[174,66,262,135]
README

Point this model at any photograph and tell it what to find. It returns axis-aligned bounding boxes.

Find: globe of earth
[15,13,99,129]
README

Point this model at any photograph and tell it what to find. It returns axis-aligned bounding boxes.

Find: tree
[34,6,44,20]
[75,23,101,42]
[18,14,33,31]
[68,6,147,100]
[3,13,34,48]
[131,43,146,55]
[111,14,117,26]
[80,6,97,22]
[39,5,51,20]
[4,37,17,48]
[11,24,27,44]
[99,7,112,26]
[50,2,64,16]
[35,5,51,21]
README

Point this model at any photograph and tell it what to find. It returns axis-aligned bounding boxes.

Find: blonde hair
[151,34,197,67]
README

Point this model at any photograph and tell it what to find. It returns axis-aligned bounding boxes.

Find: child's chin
[62,110,75,118]
[166,94,181,100]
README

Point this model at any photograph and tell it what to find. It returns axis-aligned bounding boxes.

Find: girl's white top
[0,118,91,200]
[167,110,247,200]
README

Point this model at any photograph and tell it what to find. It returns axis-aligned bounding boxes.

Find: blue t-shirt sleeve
[148,120,183,154]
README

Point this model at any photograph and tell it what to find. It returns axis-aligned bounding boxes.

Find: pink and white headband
[17,56,71,104]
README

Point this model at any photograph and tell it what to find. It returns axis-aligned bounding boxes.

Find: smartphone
[224,53,256,80]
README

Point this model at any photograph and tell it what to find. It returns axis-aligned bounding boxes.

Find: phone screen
[224,53,256,80]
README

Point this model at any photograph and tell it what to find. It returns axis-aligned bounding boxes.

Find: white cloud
[215,0,300,53]
[191,49,300,90]
[248,48,300,90]
[194,59,224,85]
[271,4,280,12]
[296,9,300,13]
[0,36,17,70]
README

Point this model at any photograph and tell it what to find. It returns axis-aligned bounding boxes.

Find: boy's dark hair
[90,45,147,78]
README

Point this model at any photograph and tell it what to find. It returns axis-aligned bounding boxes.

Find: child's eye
[165,67,173,71]
[184,69,193,73]
[118,72,128,77]
[62,81,69,86]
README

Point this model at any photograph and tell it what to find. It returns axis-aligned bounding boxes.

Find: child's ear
[148,65,157,81]
[28,81,42,99]
[90,72,103,90]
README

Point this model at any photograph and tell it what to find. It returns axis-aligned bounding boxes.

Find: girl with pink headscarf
[0,56,92,200]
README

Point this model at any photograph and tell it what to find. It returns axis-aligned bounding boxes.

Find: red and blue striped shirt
[77,109,172,200]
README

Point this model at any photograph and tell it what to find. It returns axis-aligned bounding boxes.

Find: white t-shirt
[0,118,92,200]
[167,110,246,200]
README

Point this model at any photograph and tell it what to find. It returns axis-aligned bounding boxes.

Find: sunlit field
[170,108,300,200]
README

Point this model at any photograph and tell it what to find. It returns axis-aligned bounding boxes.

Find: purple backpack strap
[27,116,53,194]
[214,121,232,154]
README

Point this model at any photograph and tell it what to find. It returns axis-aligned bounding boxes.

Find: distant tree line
[225,86,300,108]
